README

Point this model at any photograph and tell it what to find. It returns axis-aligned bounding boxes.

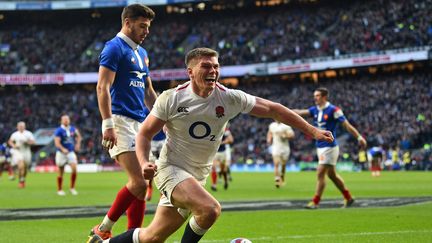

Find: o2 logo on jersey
[189,121,216,141]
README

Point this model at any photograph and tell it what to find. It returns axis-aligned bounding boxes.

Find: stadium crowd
[0,0,431,73]
[0,72,430,169]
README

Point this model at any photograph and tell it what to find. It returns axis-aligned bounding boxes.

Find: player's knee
[128,180,147,197]
[200,201,221,222]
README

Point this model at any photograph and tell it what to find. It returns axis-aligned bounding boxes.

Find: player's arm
[54,137,68,154]
[341,120,367,148]
[292,109,310,118]
[284,127,295,140]
[96,66,117,149]
[7,138,16,149]
[266,130,273,144]
[74,129,82,152]
[250,97,333,143]
[144,77,157,110]
[136,114,165,179]
[25,132,35,145]
[222,132,234,145]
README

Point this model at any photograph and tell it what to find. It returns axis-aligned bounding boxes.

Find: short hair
[185,47,219,68]
[121,4,155,25]
[315,87,329,97]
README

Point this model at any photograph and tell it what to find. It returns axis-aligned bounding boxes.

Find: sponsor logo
[129,80,145,88]
[177,107,189,113]
[130,71,147,79]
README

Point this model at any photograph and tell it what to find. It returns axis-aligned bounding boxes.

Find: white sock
[99,215,115,231]
[132,228,140,243]
[189,216,208,236]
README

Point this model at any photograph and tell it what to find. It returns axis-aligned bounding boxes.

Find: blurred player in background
[89,3,158,241]
[54,114,82,196]
[143,107,166,202]
[368,145,385,177]
[294,87,367,209]
[8,121,35,188]
[88,47,334,243]
[267,120,294,188]
[211,126,234,191]
[0,142,11,179]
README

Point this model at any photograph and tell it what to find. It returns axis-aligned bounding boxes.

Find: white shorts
[108,115,141,159]
[214,151,227,163]
[272,150,290,163]
[55,151,78,167]
[317,146,339,166]
[155,164,207,215]
[0,155,6,164]
[11,149,31,166]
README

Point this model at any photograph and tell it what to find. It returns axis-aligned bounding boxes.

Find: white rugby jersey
[10,130,34,153]
[151,81,255,178]
[268,122,293,155]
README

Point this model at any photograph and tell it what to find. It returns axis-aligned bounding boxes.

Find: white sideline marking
[198,230,432,242]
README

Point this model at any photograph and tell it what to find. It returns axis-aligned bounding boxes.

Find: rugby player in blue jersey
[89,4,158,241]
[294,87,367,209]
[54,114,82,196]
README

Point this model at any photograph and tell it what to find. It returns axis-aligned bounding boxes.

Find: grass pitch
[0,171,431,242]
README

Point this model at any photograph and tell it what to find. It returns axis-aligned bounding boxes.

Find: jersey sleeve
[99,41,121,72]
[54,127,62,137]
[333,106,346,122]
[229,89,256,114]
[151,89,172,121]
[308,106,315,116]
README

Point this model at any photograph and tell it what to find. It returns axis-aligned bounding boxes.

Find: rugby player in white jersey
[8,121,35,188]
[267,120,295,188]
[88,47,333,243]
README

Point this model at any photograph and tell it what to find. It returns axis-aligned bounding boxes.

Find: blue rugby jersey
[54,125,77,152]
[99,33,151,122]
[308,102,346,148]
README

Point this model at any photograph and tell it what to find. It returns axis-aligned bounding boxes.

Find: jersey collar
[117,32,139,50]
[317,101,330,110]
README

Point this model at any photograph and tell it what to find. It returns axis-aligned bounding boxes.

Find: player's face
[127,17,151,44]
[17,122,25,131]
[61,115,70,126]
[189,56,220,95]
[313,91,326,106]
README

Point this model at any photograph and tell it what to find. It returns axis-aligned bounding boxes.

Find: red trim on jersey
[216,83,226,91]
[176,83,190,92]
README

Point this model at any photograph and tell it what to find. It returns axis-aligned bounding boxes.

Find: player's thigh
[117,151,143,182]
[142,206,186,241]
[55,152,68,167]
[171,177,219,213]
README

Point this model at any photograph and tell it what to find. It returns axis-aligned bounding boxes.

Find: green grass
[1,171,431,242]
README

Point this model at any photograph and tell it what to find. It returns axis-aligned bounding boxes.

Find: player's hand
[102,128,117,150]
[61,148,69,154]
[74,144,80,152]
[142,163,157,180]
[314,129,334,143]
[358,136,367,149]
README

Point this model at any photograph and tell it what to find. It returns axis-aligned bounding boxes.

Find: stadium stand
[0,0,431,169]
[0,0,431,73]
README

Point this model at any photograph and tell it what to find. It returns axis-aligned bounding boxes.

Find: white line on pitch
[197,229,432,242]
